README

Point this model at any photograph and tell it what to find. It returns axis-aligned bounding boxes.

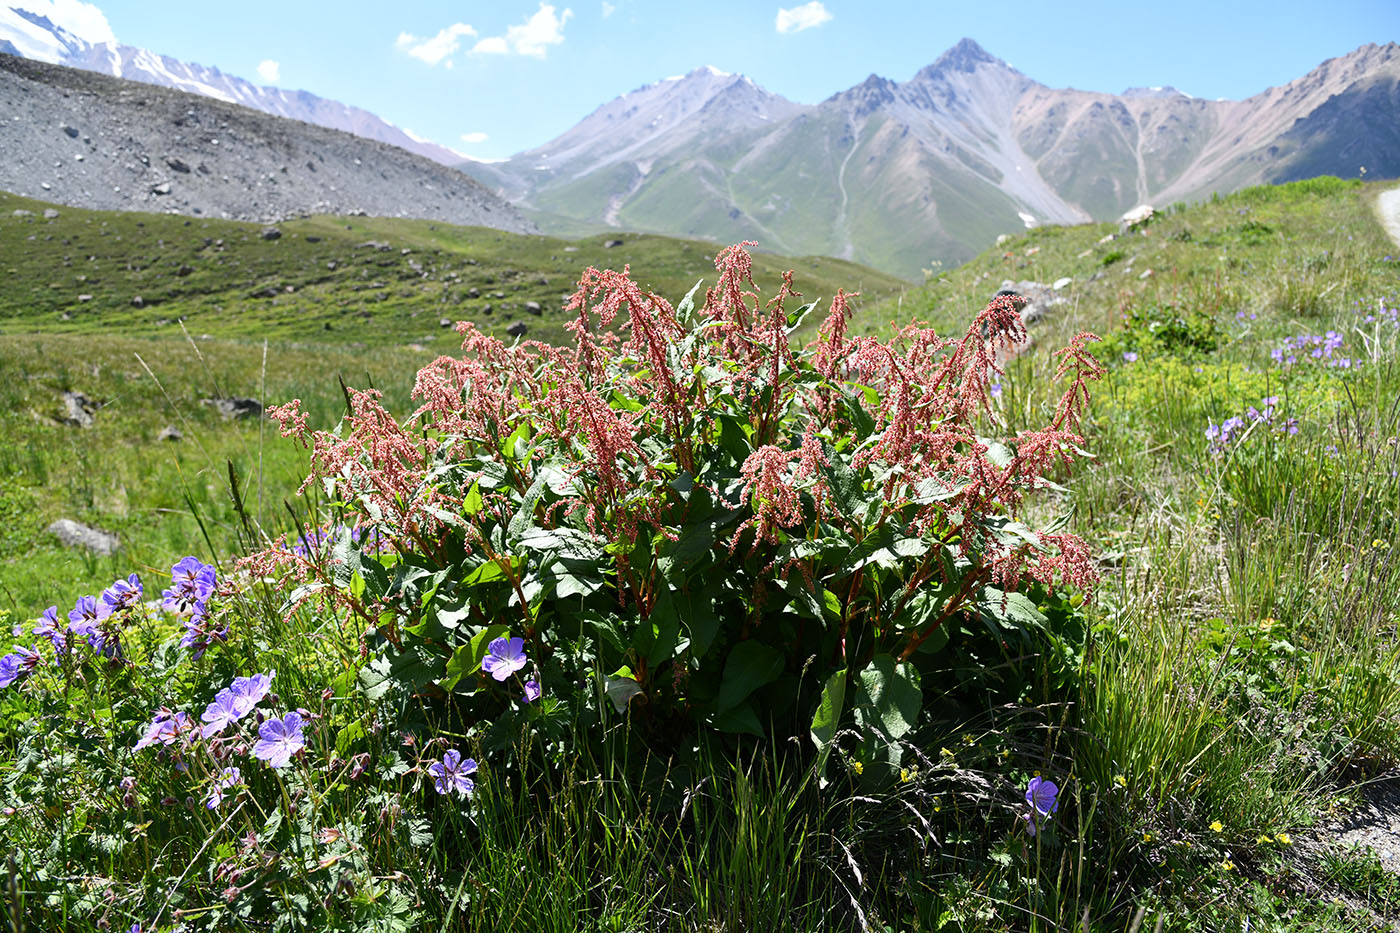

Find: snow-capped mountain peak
[0,5,466,165]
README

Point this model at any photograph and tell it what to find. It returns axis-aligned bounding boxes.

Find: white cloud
[256,59,280,83]
[601,1,615,16]
[460,131,489,144]
[469,36,509,55]
[395,22,477,66]
[470,4,572,59]
[24,0,116,44]
[775,1,832,34]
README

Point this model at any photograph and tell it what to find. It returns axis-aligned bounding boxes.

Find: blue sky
[34,0,1400,160]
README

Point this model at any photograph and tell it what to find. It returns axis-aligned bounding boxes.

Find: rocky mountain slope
[0,54,535,232]
[465,40,1400,277]
[0,5,465,165]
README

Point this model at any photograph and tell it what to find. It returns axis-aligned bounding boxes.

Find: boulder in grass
[201,397,263,421]
[1119,204,1155,233]
[157,425,182,442]
[506,321,528,338]
[48,518,120,556]
[61,390,99,427]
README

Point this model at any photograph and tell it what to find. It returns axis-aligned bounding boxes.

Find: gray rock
[604,239,624,248]
[466,287,480,298]
[201,396,263,420]
[62,124,79,138]
[482,303,493,314]
[506,321,528,338]
[165,156,191,173]
[994,280,1069,327]
[61,390,98,427]
[157,425,182,442]
[131,295,144,307]
[47,518,120,555]
[524,301,542,315]
[151,181,171,195]
[439,317,454,328]
[42,208,59,218]
[260,226,282,241]
[11,209,32,217]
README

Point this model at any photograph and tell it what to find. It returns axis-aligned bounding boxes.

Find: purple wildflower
[0,645,39,688]
[989,382,1003,399]
[200,689,244,737]
[228,672,274,717]
[1122,351,1138,363]
[205,766,242,809]
[428,749,478,797]
[97,573,143,621]
[1024,776,1060,837]
[481,636,527,682]
[163,557,217,615]
[32,606,66,653]
[133,709,194,751]
[252,711,306,768]
[523,680,542,703]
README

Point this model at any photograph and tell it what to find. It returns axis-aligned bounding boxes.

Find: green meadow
[0,177,1397,932]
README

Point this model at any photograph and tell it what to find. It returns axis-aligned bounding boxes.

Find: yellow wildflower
[1114,774,1128,788]
[1210,820,1224,833]
[1276,832,1292,846]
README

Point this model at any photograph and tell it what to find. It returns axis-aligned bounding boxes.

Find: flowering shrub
[256,244,1101,777]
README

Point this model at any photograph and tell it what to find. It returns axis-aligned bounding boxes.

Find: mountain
[464,40,1400,278]
[0,53,535,232]
[0,5,464,165]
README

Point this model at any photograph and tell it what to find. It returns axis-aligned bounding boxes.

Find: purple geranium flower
[1122,351,1138,363]
[33,606,67,653]
[0,648,37,688]
[228,672,274,717]
[97,573,143,621]
[523,680,541,703]
[200,689,244,737]
[133,709,194,751]
[481,636,527,682]
[1024,776,1060,837]
[253,711,306,768]
[205,766,242,809]
[163,557,217,615]
[428,749,477,797]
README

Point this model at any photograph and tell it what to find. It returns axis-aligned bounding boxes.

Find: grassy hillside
[0,190,908,347]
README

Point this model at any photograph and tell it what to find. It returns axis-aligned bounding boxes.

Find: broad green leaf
[711,701,766,738]
[605,668,644,713]
[855,654,921,741]
[716,641,784,712]
[811,668,847,784]
[462,481,484,517]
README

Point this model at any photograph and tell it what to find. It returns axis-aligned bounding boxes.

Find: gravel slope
[0,54,534,232]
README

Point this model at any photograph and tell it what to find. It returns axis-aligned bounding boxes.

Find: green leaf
[711,701,765,738]
[811,669,847,784]
[462,481,484,517]
[677,596,721,660]
[335,722,366,758]
[820,440,868,518]
[976,587,1047,635]
[636,589,682,667]
[716,640,784,712]
[605,668,644,713]
[854,654,921,741]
